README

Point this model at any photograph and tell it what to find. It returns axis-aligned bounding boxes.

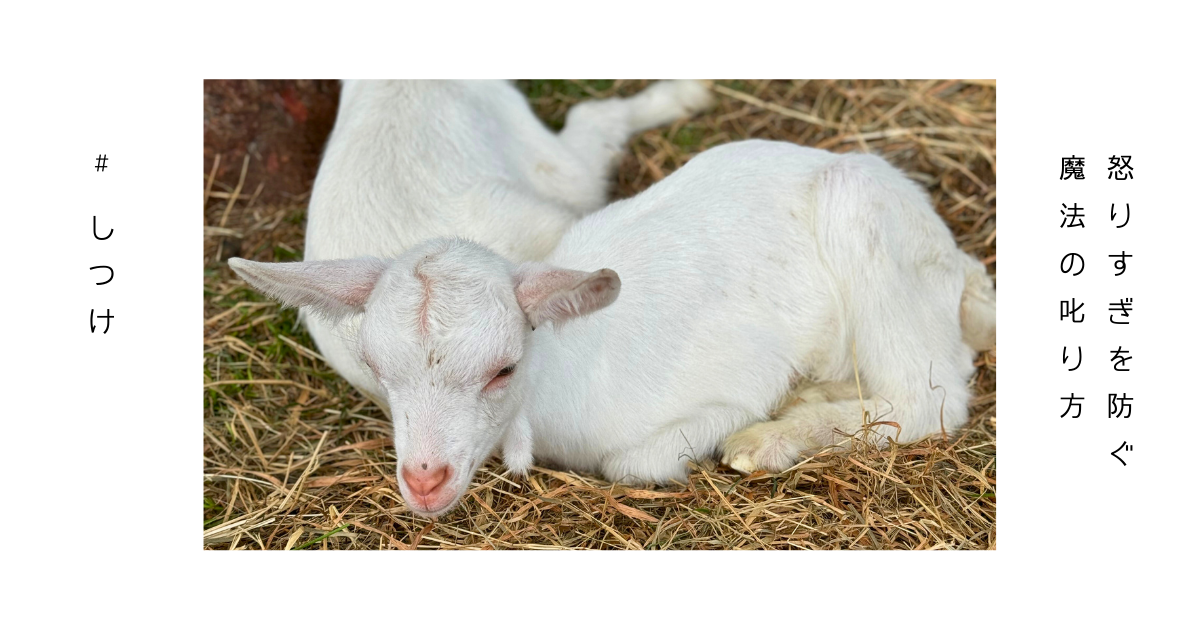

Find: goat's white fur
[231,139,995,517]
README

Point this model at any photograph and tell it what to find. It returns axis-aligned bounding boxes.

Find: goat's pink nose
[401,463,451,498]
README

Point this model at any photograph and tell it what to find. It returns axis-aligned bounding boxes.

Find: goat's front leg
[602,402,754,486]
[501,414,533,477]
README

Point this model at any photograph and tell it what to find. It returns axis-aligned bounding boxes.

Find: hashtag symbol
[95,154,108,172]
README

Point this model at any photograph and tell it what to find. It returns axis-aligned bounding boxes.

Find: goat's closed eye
[485,364,516,391]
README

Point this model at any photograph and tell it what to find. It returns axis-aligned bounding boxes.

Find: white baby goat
[233,80,713,415]
[231,140,996,517]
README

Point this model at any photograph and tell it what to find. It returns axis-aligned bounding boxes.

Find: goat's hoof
[670,79,716,114]
[721,423,799,474]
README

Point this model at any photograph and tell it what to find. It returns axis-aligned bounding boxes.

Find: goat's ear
[227,257,389,321]
[513,262,620,329]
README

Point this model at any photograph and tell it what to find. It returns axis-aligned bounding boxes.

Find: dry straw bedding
[203,80,997,550]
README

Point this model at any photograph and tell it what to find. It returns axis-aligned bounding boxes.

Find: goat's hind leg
[721,382,873,474]
[528,81,713,217]
[558,80,714,177]
[722,155,977,475]
[721,400,900,475]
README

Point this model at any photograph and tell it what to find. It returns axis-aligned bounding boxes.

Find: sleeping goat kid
[231,140,996,517]
[231,80,713,416]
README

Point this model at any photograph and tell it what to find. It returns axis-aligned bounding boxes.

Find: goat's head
[228,238,620,517]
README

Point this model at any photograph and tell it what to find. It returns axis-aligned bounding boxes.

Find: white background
[1,1,1194,627]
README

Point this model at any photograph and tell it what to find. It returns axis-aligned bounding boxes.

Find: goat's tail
[959,256,996,351]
